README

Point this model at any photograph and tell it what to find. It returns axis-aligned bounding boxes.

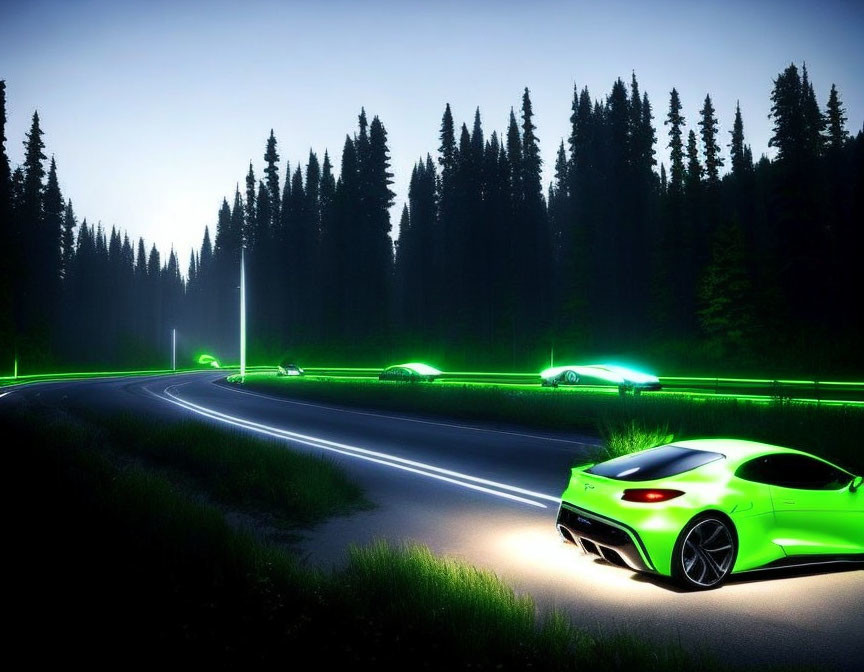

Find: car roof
[670,438,809,464]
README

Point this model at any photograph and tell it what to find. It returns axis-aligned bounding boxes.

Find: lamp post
[172,328,176,371]
[240,248,246,381]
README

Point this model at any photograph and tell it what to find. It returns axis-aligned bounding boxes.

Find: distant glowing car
[378,363,442,382]
[197,354,220,368]
[277,361,305,377]
[557,439,863,590]
[540,364,660,393]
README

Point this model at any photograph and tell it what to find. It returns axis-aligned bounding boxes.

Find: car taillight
[621,489,685,503]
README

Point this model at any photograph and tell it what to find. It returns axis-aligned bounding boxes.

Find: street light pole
[172,328,176,371]
[240,248,246,381]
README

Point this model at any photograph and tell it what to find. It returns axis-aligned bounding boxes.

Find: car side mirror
[851,476,863,493]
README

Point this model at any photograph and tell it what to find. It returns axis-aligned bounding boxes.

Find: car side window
[736,454,851,491]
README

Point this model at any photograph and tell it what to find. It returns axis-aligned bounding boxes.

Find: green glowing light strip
[301,368,864,387]
[660,376,864,386]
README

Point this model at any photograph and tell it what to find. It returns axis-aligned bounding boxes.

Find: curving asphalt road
[4,372,862,670]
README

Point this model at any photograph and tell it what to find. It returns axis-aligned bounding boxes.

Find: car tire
[564,370,579,384]
[671,514,738,590]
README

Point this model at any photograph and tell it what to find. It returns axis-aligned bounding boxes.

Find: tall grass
[66,408,369,525]
[600,420,674,460]
[243,376,864,471]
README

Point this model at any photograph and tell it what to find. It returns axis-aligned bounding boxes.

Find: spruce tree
[334,135,360,339]
[698,94,723,184]
[43,157,64,301]
[436,104,458,340]
[318,149,338,337]
[769,64,805,164]
[20,111,48,347]
[364,115,395,338]
[665,88,686,195]
[728,102,750,177]
[801,64,826,158]
[244,162,256,248]
[825,84,848,150]
[61,199,77,281]
[519,88,548,340]
[263,130,281,226]
[686,130,702,188]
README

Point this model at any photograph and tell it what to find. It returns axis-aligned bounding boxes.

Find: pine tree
[769,64,805,164]
[728,102,751,177]
[825,84,848,150]
[436,104,458,340]
[665,88,686,196]
[686,130,702,189]
[263,130,280,226]
[363,115,395,338]
[318,149,339,337]
[306,151,321,241]
[20,111,48,350]
[334,135,360,339]
[230,185,244,265]
[698,94,723,184]
[801,64,826,158]
[244,162,256,248]
[61,199,77,281]
[519,88,548,340]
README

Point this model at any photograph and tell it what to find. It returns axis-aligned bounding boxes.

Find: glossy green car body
[558,439,863,587]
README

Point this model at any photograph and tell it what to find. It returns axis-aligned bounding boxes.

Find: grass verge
[72,410,369,525]
[5,405,724,670]
[237,374,864,472]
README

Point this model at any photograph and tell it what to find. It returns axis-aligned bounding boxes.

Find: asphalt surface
[4,372,862,669]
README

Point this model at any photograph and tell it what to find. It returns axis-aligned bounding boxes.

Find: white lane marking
[151,383,558,509]
[0,391,11,399]
[216,379,597,447]
[165,383,560,502]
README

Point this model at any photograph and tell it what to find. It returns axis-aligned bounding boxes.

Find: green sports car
[557,439,863,589]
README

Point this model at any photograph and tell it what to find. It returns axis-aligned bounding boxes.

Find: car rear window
[587,445,724,481]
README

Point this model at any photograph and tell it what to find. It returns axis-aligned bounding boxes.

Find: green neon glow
[241,370,864,407]
[560,439,863,584]
[390,362,442,376]
[197,354,221,368]
[540,364,660,386]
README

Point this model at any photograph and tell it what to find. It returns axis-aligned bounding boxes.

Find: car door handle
[782,500,796,505]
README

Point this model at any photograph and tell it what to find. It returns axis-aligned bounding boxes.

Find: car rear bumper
[556,502,656,572]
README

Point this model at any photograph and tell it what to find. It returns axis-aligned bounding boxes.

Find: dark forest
[1,63,862,375]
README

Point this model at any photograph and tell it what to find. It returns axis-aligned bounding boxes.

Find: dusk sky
[2,0,862,262]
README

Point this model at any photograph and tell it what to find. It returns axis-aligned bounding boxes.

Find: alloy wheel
[681,518,735,587]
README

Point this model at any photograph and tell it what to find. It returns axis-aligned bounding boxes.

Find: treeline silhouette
[0,65,862,375]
